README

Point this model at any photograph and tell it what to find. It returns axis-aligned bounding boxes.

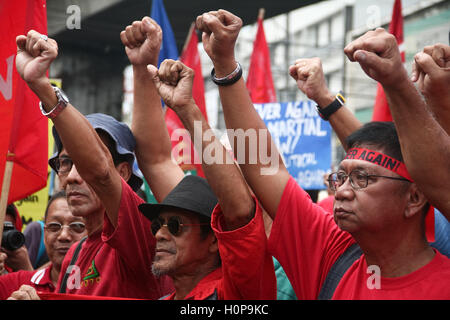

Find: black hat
[139,175,218,221]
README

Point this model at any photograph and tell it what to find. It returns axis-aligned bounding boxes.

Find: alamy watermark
[367,265,381,290]
[66,5,81,30]
[170,121,280,176]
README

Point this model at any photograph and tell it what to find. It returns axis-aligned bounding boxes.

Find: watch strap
[316,92,346,121]
[39,85,68,119]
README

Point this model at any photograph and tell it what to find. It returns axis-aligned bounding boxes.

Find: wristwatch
[39,84,69,119]
[316,92,346,121]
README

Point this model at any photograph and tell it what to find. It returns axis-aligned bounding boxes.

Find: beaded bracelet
[211,62,242,86]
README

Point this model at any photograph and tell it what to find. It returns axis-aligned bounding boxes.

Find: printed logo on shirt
[30,268,47,285]
[81,259,101,288]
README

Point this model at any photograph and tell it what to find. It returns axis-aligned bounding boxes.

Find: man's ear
[116,162,132,183]
[404,183,428,219]
[208,234,219,254]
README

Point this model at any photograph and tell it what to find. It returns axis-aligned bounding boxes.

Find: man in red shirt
[2,191,87,299]
[11,31,172,299]
[196,9,450,299]
[122,17,276,300]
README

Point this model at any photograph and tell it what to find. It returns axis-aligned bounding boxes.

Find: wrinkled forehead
[46,198,80,220]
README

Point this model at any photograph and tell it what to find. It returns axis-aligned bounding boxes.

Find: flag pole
[0,153,14,246]
[258,8,265,20]
[181,22,195,56]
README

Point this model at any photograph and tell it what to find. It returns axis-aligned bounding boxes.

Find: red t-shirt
[56,178,172,299]
[268,177,450,300]
[162,268,222,300]
[333,249,450,299]
[317,195,334,214]
[163,199,276,300]
[0,265,54,299]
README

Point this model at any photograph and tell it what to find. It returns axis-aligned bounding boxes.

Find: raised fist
[120,16,162,66]
[289,58,334,107]
[15,30,57,85]
[411,43,450,101]
[195,10,242,71]
[147,59,195,110]
[344,28,407,88]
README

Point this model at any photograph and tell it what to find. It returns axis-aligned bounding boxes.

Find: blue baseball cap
[49,113,143,191]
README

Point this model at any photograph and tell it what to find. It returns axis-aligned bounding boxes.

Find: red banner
[246,14,276,103]
[38,291,141,300]
[0,0,48,204]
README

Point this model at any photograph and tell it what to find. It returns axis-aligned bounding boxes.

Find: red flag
[0,0,48,204]
[165,24,206,177]
[371,0,404,122]
[246,9,276,103]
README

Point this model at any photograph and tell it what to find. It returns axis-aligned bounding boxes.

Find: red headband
[344,148,413,182]
[344,147,434,242]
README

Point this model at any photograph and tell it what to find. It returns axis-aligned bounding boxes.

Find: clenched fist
[344,28,407,88]
[120,16,162,66]
[16,30,57,86]
[147,59,195,110]
[289,58,334,108]
[196,10,242,75]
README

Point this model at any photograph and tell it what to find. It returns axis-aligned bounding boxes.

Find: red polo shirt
[56,178,172,299]
[162,268,222,300]
[0,264,54,299]
[163,199,276,300]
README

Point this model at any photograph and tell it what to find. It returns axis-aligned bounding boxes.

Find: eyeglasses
[151,216,209,236]
[44,222,86,234]
[327,170,411,191]
[49,156,73,176]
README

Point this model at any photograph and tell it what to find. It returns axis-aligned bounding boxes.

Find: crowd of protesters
[1,9,449,300]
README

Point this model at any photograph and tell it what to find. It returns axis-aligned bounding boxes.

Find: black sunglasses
[151,216,209,236]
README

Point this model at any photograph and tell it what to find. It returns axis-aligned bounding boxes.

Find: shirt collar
[30,264,54,288]
[165,267,222,300]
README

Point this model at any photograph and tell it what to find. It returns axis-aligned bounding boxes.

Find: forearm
[315,92,363,151]
[214,62,289,218]
[384,80,450,215]
[424,95,450,135]
[329,107,363,151]
[29,80,113,183]
[29,79,122,225]
[132,65,183,201]
[175,103,255,230]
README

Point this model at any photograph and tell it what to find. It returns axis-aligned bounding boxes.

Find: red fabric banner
[371,0,404,122]
[38,291,141,300]
[246,16,276,103]
[165,25,206,177]
[0,0,48,204]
